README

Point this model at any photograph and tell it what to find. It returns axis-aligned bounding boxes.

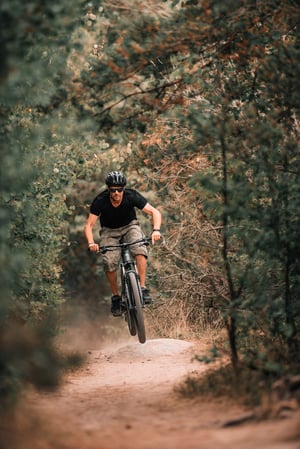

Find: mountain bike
[100,237,151,344]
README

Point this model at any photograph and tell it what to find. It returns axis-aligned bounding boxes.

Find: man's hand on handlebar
[88,243,100,252]
[151,230,161,245]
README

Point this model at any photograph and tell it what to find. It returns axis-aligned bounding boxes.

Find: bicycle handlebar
[99,237,152,254]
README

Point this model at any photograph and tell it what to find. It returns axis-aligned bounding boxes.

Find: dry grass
[176,361,272,408]
[144,292,225,341]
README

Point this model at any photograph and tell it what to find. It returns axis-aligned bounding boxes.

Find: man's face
[109,186,124,201]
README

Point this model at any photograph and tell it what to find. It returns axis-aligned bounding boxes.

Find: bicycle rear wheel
[127,271,146,344]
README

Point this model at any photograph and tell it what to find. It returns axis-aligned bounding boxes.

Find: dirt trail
[2,337,300,449]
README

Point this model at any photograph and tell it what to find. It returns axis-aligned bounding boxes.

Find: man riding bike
[84,171,162,316]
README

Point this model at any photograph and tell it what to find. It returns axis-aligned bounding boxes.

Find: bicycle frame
[100,237,151,343]
[120,246,141,309]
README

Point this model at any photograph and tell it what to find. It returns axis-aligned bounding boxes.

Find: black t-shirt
[90,188,148,228]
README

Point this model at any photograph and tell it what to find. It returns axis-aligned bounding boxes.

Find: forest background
[1,0,300,409]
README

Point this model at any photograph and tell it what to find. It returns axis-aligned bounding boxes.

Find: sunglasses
[109,187,124,193]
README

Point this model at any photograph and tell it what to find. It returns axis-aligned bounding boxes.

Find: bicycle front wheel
[127,271,146,344]
[125,303,137,337]
[122,274,136,337]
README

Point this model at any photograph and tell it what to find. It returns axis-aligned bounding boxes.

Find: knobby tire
[123,275,136,336]
[128,271,146,344]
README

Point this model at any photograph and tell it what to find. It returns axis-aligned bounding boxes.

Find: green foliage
[0,316,83,409]
[194,346,220,365]
[0,0,88,406]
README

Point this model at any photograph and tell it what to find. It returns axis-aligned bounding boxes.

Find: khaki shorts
[99,220,148,272]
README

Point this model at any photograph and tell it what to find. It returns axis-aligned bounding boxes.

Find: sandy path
[2,337,300,449]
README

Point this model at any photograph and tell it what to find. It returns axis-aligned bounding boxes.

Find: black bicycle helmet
[105,171,127,187]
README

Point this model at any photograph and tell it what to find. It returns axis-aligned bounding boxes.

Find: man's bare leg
[105,270,119,296]
[135,254,147,287]
[135,254,152,303]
